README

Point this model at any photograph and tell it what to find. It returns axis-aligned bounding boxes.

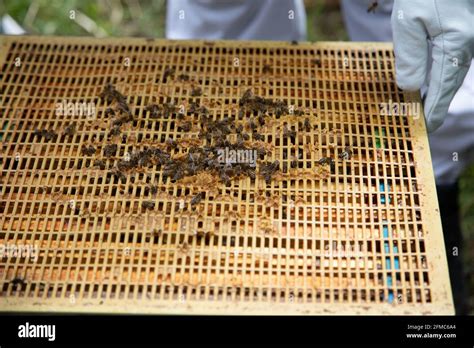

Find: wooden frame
[0,35,453,315]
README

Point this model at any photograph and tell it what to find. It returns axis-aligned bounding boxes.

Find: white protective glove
[391,0,474,132]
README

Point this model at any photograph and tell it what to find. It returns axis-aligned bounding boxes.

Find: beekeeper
[166,0,474,314]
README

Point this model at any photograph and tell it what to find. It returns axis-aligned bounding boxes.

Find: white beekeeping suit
[341,0,474,186]
[0,15,26,34]
[166,0,307,41]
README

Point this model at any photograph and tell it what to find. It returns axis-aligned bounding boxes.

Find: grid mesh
[0,36,453,314]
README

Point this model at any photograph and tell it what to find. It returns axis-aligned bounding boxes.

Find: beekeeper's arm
[391,0,474,132]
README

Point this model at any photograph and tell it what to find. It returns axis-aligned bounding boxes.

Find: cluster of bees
[29,81,354,216]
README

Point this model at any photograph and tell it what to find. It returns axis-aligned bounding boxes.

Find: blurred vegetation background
[1,0,473,313]
[0,0,166,37]
[0,0,347,40]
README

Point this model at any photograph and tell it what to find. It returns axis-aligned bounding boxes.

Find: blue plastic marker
[382,223,398,303]
[393,244,400,270]
[383,225,389,238]
[388,291,394,303]
[380,182,391,204]
[380,182,386,203]
[386,257,391,270]
[383,225,391,273]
